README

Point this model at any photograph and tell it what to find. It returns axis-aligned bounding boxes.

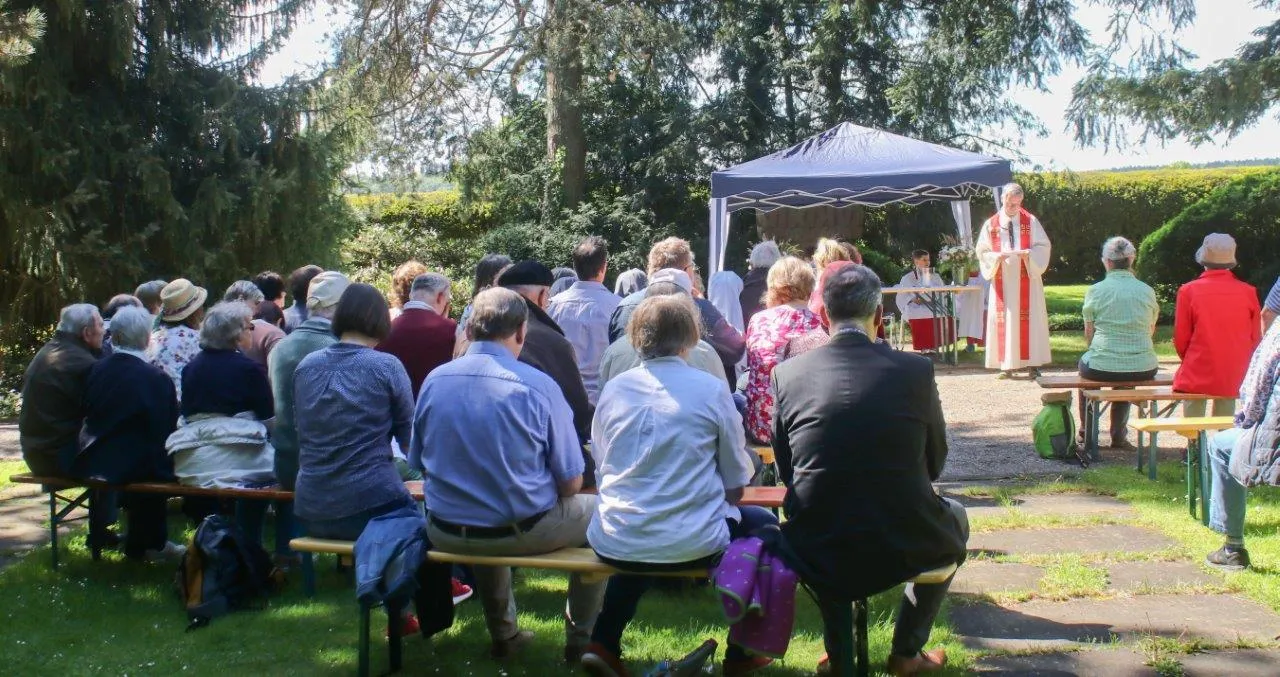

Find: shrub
[1137,170,1280,301]
[341,191,497,309]
[1018,167,1273,285]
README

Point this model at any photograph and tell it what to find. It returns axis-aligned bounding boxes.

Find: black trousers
[816,499,969,660]
[1077,360,1158,442]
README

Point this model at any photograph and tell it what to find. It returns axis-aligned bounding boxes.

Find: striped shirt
[1265,276,1280,314]
[1081,270,1159,373]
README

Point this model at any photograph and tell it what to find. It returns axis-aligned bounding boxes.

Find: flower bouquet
[936,240,975,285]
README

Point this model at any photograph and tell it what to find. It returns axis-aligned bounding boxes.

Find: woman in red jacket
[1173,234,1261,416]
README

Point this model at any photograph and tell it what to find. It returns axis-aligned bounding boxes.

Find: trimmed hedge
[1018,167,1275,285]
[1137,169,1280,301]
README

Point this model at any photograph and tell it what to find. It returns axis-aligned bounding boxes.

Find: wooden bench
[7,473,786,570]
[1081,388,1212,467]
[1128,416,1235,525]
[1035,372,1172,390]
[8,473,292,568]
[289,537,957,677]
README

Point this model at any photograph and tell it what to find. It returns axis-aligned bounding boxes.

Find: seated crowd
[17,229,1278,676]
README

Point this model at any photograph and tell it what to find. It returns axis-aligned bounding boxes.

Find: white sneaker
[145,541,187,563]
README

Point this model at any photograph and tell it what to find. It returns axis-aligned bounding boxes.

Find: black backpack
[177,514,282,630]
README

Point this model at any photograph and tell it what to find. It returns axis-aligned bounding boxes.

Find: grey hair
[749,240,783,270]
[1102,236,1136,265]
[57,304,101,335]
[133,280,167,310]
[410,273,451,299]
[199,301,252,350]
[823,264,883,324]
[223,280,265,305]
[108,307,153,351]
[1002,182,1024,198]
[467,287,528,341]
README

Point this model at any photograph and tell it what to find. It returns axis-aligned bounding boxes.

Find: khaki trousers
[427,494,605,647]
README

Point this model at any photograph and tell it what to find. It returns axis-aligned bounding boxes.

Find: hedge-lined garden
[341,166,1279,299]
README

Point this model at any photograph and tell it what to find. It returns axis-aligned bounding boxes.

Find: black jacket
[517,298,596,486]
[19,332,99,475]
[739,267,769,327]
[771,330,965,600]
[73,353,179,484]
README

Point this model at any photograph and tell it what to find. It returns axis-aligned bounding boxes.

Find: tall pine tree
[0,1,355,326]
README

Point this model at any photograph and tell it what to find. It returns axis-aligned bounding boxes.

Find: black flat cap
[497,260,554,288]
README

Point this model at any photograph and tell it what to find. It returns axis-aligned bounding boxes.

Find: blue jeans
[590,505,779,659]
[1208,428,1247,541]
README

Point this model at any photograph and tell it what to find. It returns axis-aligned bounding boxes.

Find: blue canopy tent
[708,122,1014,272]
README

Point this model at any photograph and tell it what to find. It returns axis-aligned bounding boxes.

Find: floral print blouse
[745,304,822,442]
[147,325,201,405]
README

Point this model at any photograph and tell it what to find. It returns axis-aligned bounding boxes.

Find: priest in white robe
[975,183,1052,374]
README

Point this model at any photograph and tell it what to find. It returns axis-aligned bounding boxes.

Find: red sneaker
[385,613,420,638]
[723,655,773,676]
[451,578,474,605]
[580,642,629,677]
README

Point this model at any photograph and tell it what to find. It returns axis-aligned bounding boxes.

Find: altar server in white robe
[975,183,1052,375]
[896,249,949,352]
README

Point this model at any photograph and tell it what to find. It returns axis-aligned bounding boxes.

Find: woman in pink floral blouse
[745,256,820,442]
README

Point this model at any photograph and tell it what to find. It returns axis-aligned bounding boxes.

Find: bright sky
[263,0,1280,172]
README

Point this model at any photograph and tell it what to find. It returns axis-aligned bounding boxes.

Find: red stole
[988,209,1032,363]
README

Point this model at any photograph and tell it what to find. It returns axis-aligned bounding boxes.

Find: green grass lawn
[0,459,28,491]
[1044,284,1088,316]
[935,284,1177,368]
[0,517,976,676]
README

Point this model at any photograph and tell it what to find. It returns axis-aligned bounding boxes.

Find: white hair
[1002,182,1024,198]
[409,273,451,300]
[749,240,783,270]
[57,304,101,335]
[1101,236,1136,261]
[223,280,265,305]
[199,301,252,350]
[108,307,153,351]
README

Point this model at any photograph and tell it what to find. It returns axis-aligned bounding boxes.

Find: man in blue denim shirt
[411,287,604,663]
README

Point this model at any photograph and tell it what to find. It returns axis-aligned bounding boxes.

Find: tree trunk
[545,0,586,209]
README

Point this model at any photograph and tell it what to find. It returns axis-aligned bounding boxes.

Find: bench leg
[358,601,371,677]
[301,552,316,598]
[1148,432,1159,481]
[854,599,869,677]
[1186,437,1198,520]
[1198,431,1212,527]
[48,491,59,570]
[387,601,403,673]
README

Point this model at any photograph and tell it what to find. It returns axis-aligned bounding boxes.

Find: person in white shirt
[549,236,622,406]
[896,250,949,353]
[580,293,777,677]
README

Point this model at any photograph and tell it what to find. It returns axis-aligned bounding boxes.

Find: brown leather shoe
[886,648,947,676]
[490,629,535,659]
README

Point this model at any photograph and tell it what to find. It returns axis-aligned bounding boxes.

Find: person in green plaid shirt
[1076,236,1160,449]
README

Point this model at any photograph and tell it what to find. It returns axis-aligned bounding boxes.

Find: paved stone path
[944,488,1280,675]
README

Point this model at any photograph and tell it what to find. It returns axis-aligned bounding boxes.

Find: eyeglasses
[243,323,254,332]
